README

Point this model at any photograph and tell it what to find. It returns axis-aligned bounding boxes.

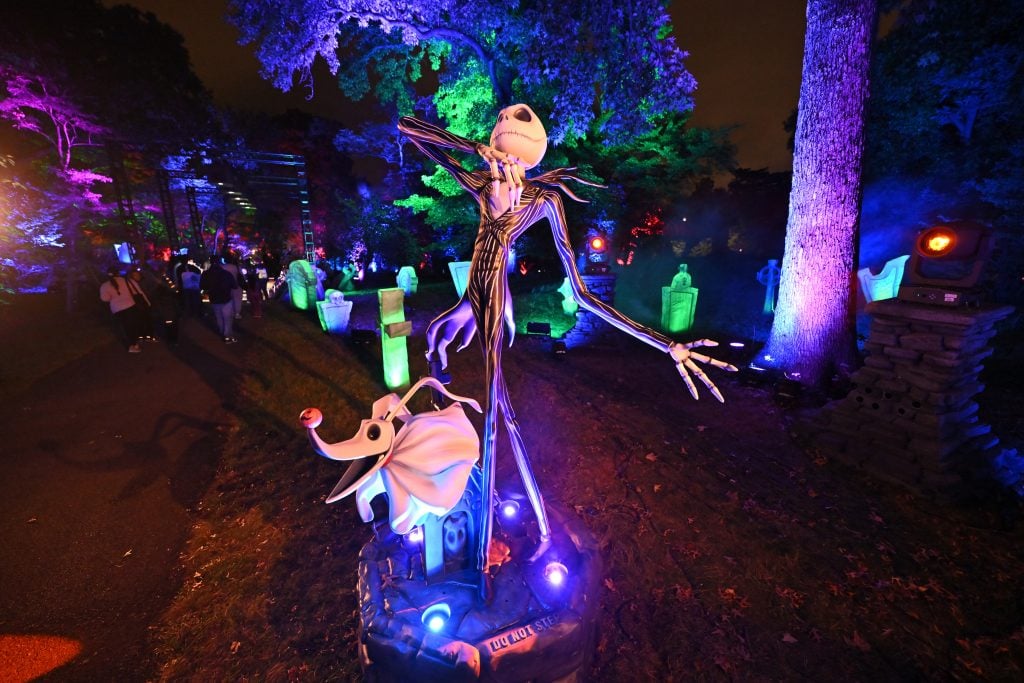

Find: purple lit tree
[0,67,112,308]
[228,0,695,146]
[759,0,877,386]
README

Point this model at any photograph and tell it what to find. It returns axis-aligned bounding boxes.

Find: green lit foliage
[393,64,496,258]
[578,111,736,238]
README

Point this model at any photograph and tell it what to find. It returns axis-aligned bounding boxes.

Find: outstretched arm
[398,116,486,194]
[543,192,736,401]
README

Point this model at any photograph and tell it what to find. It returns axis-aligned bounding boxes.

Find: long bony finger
[676,362,700,400]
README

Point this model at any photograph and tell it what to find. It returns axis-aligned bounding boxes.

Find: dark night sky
[117,0,806,173]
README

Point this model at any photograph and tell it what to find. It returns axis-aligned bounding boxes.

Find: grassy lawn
[142,286,1023,681]
[8,285,1019,681]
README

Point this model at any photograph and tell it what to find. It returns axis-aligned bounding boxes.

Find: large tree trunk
[761,0,877,387]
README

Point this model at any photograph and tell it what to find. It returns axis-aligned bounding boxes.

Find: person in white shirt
[99,265,145,353]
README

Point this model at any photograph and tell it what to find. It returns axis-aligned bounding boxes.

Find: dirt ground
[2,283,1022,681]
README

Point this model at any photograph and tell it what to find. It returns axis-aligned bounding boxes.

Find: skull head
[489,104,547,169]
[442,512,469,557]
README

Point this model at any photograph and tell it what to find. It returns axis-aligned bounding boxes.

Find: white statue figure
[398,105,736,594]
[300,377,482,535]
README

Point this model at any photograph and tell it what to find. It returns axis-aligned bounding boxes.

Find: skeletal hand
[668,340,738,402]
[477,144,526,209]
[426,296,478,369]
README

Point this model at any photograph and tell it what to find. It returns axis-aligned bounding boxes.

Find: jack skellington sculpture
[399,106,735,592]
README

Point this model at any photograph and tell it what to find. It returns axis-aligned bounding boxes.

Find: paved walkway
[0,315,250,681]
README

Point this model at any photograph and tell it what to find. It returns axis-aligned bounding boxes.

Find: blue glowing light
[501,500,519,518]
[421,603,451,633]
[729,342,745,348]
[544,562,568,587]
[406,527,423,543]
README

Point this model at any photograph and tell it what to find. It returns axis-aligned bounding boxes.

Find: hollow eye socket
[366,423,381,441]
[513,107,532,122]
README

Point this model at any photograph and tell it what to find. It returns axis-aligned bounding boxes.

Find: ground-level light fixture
[500,500,520,519]
[421,603,451,633]
[543,561,568,587]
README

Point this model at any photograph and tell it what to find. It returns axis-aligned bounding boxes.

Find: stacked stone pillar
[811,299,1013,490]
[562,273,617,348]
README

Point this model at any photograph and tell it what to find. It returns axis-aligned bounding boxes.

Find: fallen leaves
[845,631,872,652]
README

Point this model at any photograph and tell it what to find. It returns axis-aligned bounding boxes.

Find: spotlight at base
[500,500,520,518]
[421,603,451,633]
[544,561,568,587]
[406,527,423,543]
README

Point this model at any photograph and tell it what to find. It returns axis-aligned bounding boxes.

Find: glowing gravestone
[757,259,781,314]
[857,254,909,303]
[338,263,357,291]
[661,264,698,333]
[557,277,579,316]
[286,259,317,311]
[396,266,419,295]
[315,263,327,300]
[379,287,411,390]
[447,261,471,297]
[316,289,353,334]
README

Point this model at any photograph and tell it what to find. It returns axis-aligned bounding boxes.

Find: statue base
[356,506,601,682]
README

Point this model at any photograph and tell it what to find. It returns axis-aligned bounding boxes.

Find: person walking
[200,258,239,343]
[125,267,157,343]
[241,257,263,318]
[99,266,145,353]
[221,255,244,320]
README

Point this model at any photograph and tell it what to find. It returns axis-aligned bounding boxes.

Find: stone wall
[807,299,1013,491]
[562,274,618,349]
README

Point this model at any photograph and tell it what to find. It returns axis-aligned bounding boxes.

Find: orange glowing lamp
[588,236,606,253]
[916,226,956,258]
[898,220,993,306]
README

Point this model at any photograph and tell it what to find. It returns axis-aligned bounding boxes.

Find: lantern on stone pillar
[897,221,993,307]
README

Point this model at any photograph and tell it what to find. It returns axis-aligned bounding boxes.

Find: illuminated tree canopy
[229,0,696,146]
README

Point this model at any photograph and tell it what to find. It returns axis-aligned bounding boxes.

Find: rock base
[357,506,602,682]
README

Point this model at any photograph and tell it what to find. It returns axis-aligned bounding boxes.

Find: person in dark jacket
[200,258,239,343]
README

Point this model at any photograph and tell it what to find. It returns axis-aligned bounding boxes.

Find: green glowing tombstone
[379,287,411,390]
[286,259,317,311]
[558,277,579,316]
[661,264,698,333]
